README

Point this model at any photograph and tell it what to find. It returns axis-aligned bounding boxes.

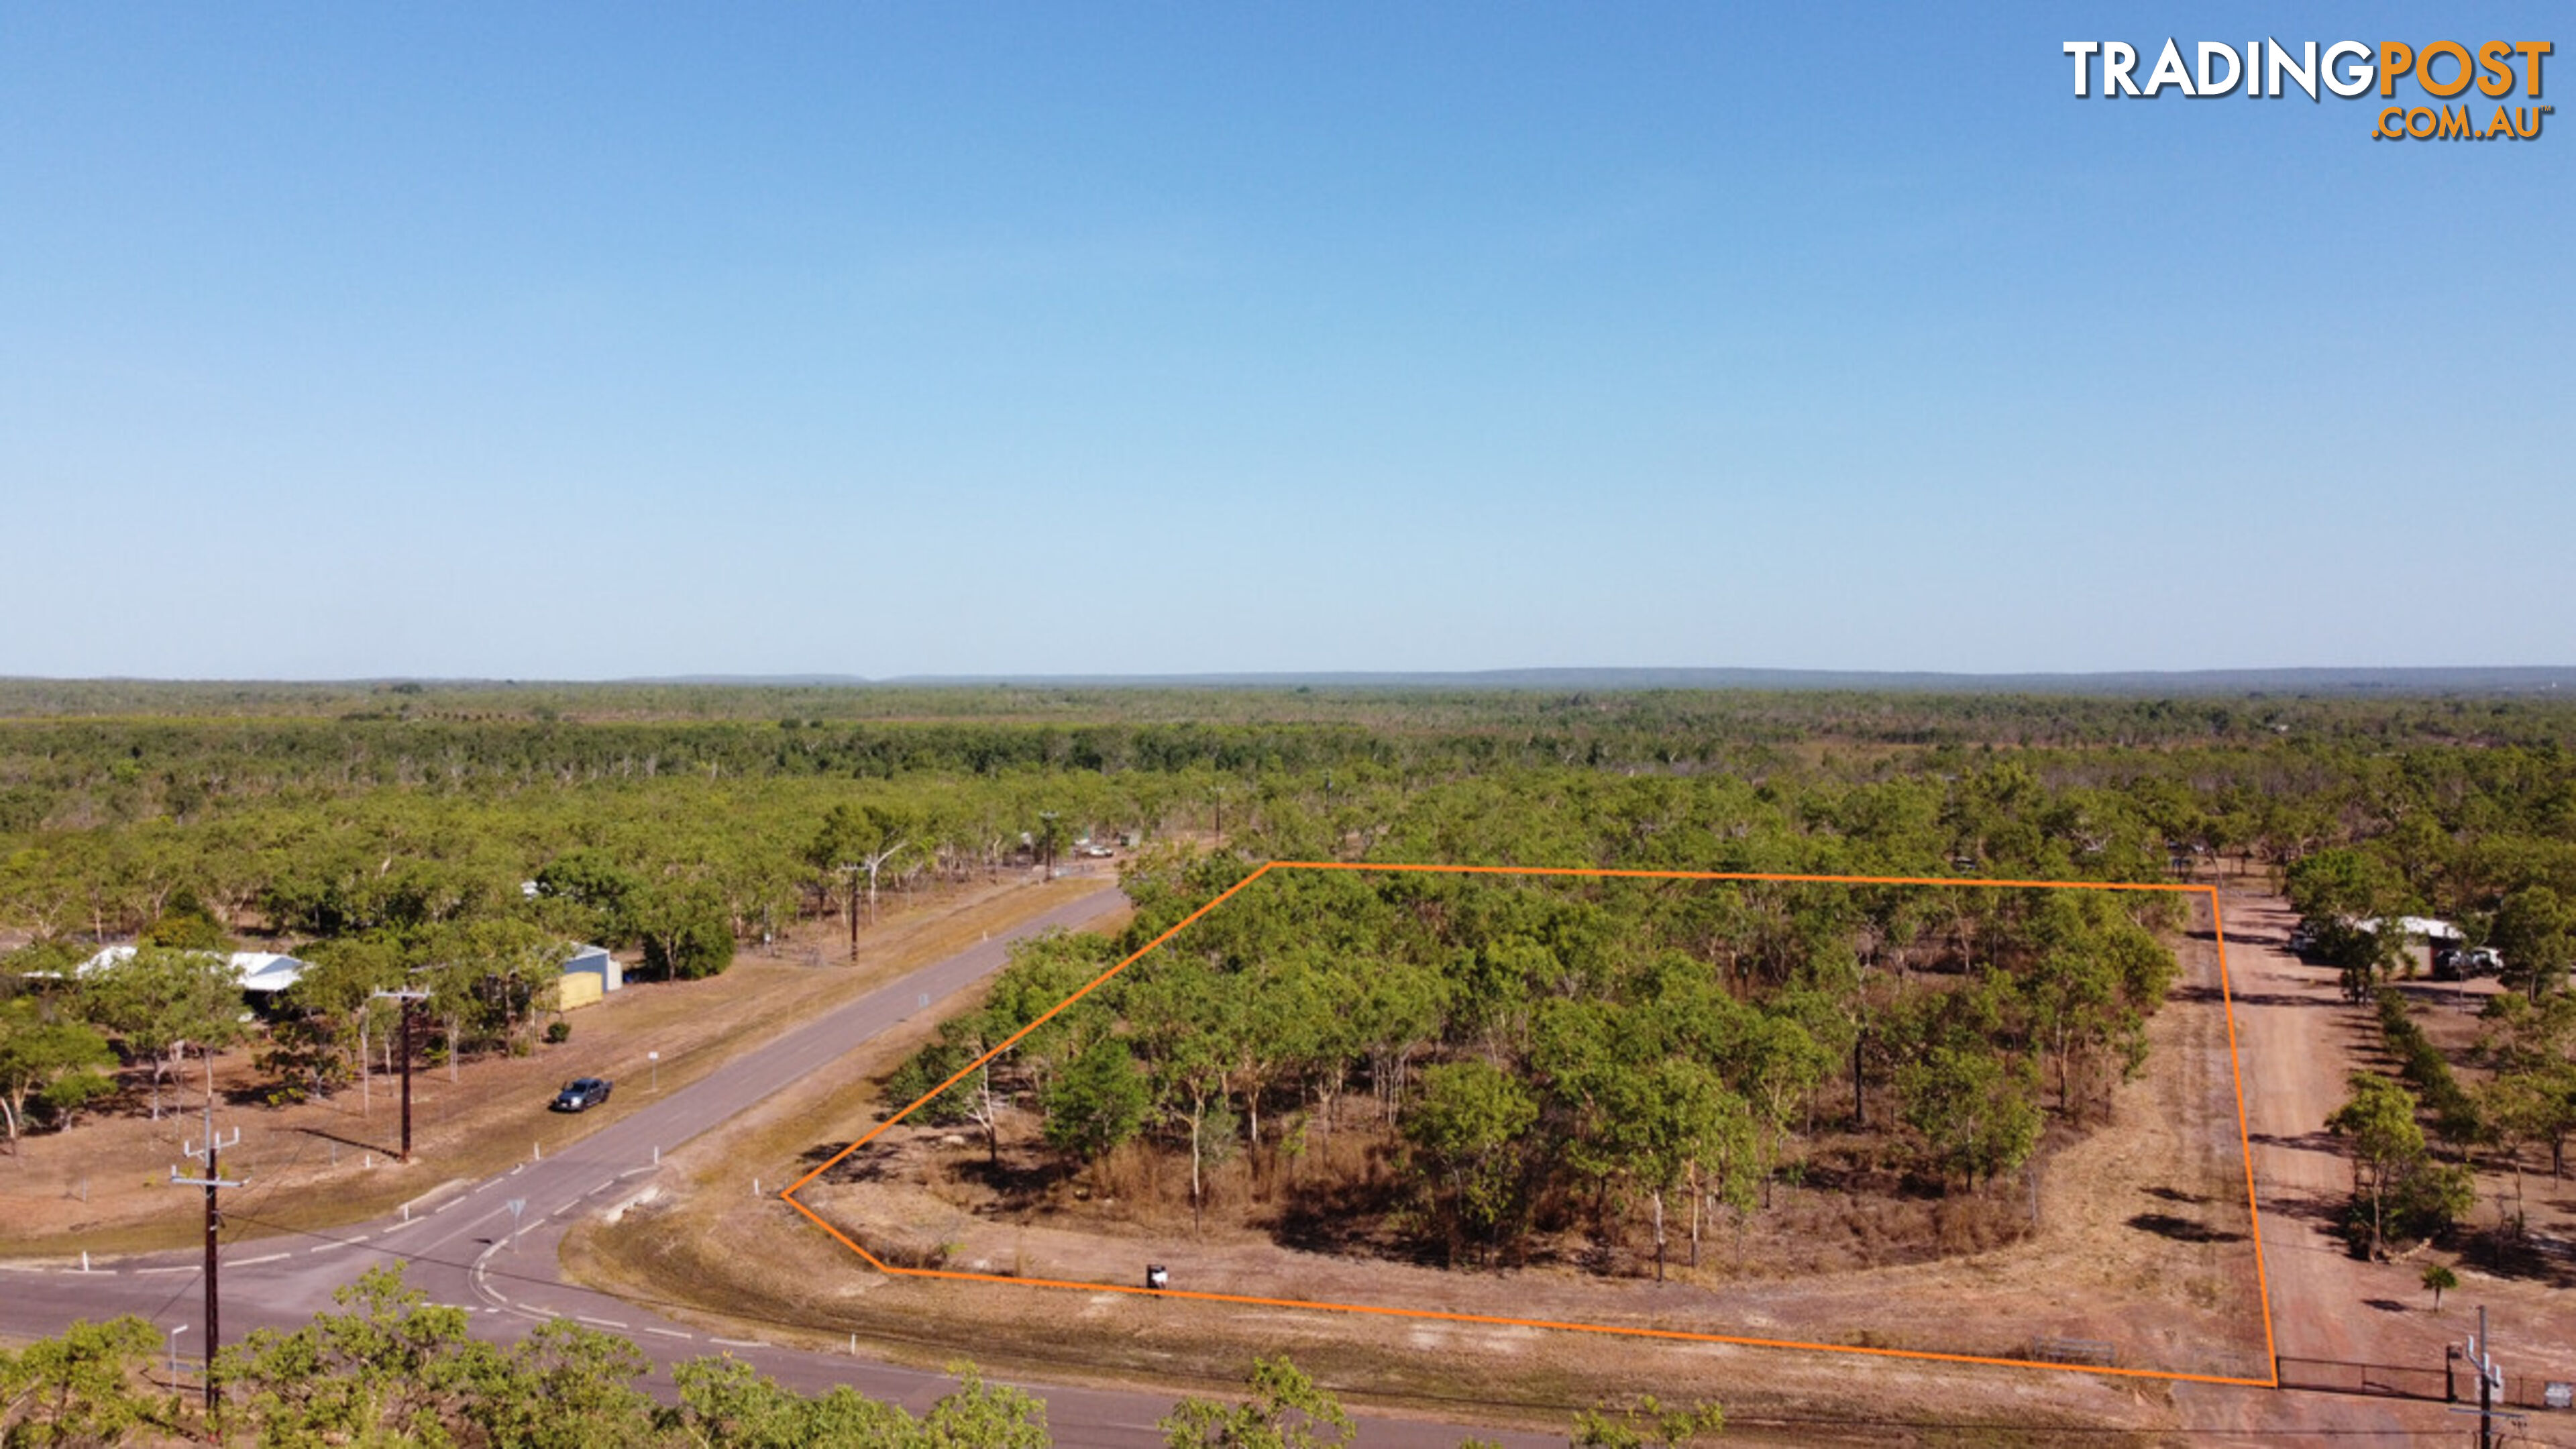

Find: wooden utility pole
[373,988,429,1162]
[170,1093,241,1420]
[839,864,864,959]
[2456,1305,2523,1449]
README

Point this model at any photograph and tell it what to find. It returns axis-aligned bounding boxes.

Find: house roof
[77,946,312,994]
[2352,916,2463,942]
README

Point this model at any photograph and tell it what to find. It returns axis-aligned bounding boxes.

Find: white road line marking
[133,1266,195,1275]
[639,1326,692,1340]
[708,1337,763,1348]
[232,1253,288,1266]
[576,1316,629,1329]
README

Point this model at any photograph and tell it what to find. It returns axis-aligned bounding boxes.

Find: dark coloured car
[552,1077,612,1112]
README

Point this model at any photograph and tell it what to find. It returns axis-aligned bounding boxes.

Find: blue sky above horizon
[3,3,2569,679]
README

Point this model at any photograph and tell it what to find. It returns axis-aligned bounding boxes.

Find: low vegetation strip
[9,1263,1693,1449]
[784,860,2273,1386]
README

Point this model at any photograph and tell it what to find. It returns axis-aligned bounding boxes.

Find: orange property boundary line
[781,863,2281,1390]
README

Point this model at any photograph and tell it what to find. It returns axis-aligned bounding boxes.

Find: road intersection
[3,883,1550,1446]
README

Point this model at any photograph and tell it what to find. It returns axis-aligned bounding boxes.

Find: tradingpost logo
[2061,40,2552,140]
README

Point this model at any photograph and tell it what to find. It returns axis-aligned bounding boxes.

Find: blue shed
[563,943,622,993]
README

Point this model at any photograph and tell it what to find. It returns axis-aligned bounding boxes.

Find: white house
[76,946,312,997]
[2353,916,2465,947]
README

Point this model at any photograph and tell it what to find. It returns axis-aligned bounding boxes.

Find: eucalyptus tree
[78,945,246,1120]
[285,936,407,1110]
[0,998,116,1149]
[1401,1059,1538,1266]
[2492,884,2573,1003]
[2328,1071,2429,1258]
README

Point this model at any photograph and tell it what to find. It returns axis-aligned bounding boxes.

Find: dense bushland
[5,684,2574,1183]
[886,844,2180,1275]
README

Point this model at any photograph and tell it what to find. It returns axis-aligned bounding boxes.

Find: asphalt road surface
[0,882,1555,1448]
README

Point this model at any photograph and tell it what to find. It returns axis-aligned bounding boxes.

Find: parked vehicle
[2432,947,2503,981]
[551,1077,612,1112]
[2286,924,2317,955]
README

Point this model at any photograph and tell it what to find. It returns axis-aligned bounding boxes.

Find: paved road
[1,882,1546,1446]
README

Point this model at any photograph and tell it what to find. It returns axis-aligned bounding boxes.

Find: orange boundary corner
[782,863,2279,1390]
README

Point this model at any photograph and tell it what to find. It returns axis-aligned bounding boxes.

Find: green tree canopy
[1159,1356,1353,1449]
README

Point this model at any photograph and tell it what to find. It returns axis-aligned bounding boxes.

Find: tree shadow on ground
[1270,1178,1446,1268]
[2257,1188,2350,1231]
[952,1152,1065,1206]
[2174,983,2339,1009]
[2248,1128,2345,1157]
[2459,1232,2576,1289]
[2127,1211,2247,1244]
[803,1140,894,1185]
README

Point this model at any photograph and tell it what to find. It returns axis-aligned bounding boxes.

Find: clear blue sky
[3,3,2568,679]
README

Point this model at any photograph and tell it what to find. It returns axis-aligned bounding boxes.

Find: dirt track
[2169,892,2576,1440]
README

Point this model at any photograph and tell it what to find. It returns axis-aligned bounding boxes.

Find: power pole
[2482,1305,2493,1449]
[168,1092,242,1421]
[839,864,863,959]
[373,988,429,1163]
[2456,1306,2521,1449]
